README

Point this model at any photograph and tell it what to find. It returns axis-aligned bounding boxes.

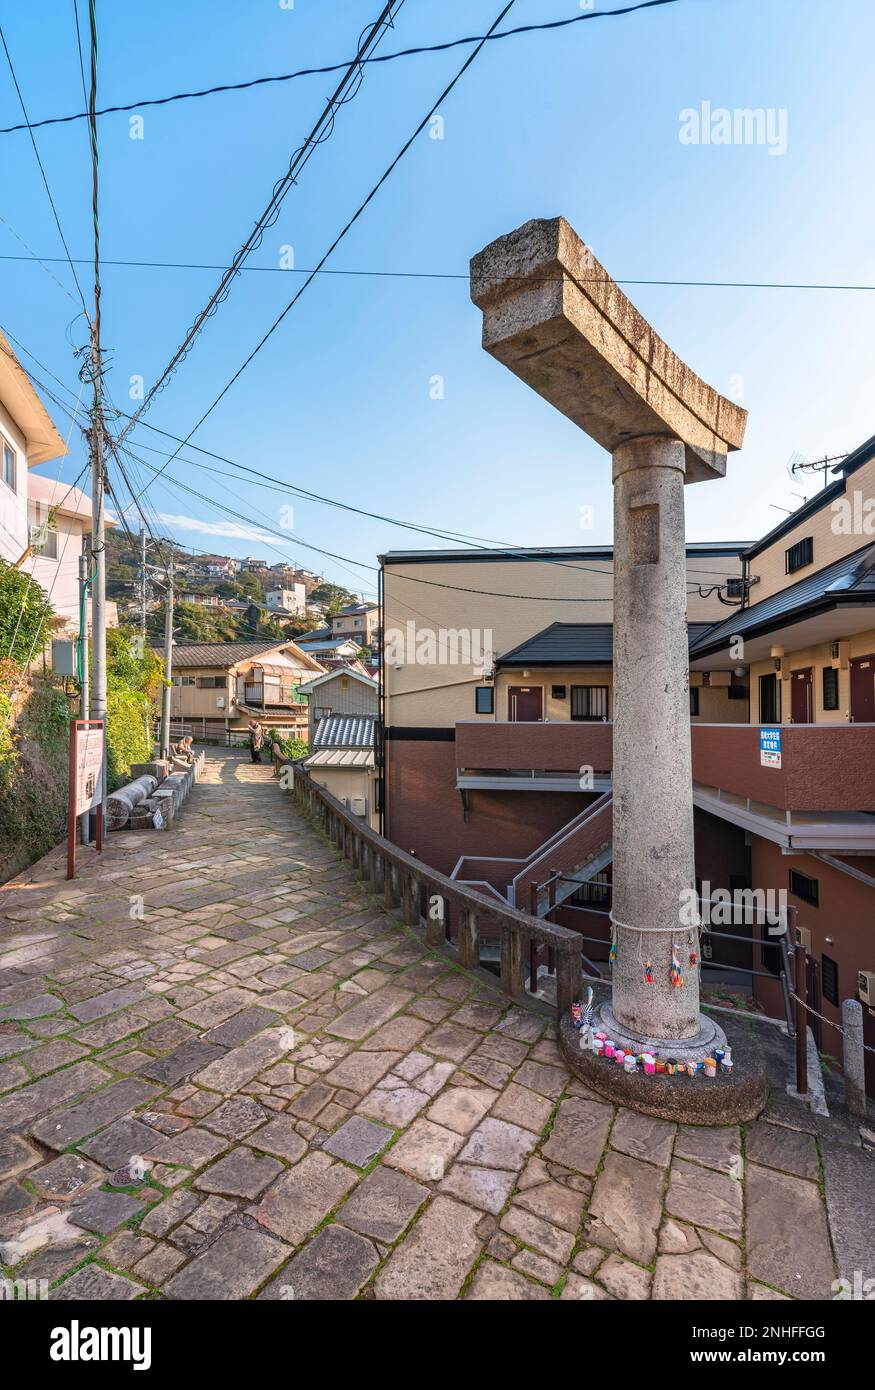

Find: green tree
[105,626,164,789]
[0,561,54,665]
[309,582,357,615]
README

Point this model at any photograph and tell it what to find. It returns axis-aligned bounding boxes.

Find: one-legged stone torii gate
[470,217,766,1121]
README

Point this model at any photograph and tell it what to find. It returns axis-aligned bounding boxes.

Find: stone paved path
[0,749,855,1300]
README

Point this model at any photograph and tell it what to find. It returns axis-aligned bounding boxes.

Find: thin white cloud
[156,513,276,544]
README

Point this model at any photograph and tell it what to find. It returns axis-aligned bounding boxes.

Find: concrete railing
[278,756,583,1018]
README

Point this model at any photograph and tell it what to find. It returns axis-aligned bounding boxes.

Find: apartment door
[759,673,780,724]
[850,654,875,722]
[790,668,813,724]
[508,686,543,722]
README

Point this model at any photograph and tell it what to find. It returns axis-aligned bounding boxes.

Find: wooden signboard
[67,719,105,879]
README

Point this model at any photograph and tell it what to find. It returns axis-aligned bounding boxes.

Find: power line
[0,23,89,316]
[3,251,874,294]
[0,217,83,305]
[0,321,747,596]
[0,325,749,601]
[113,2,405,451]
[128,0,522,501]
[0,0,683,137]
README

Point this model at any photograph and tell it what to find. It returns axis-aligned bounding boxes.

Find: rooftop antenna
[788,451,849,491]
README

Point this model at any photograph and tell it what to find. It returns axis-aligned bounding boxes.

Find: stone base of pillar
[592,1002,727,1066]
[558,1012,768,1125]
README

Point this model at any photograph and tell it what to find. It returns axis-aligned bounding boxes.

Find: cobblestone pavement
[0,749,863,1300]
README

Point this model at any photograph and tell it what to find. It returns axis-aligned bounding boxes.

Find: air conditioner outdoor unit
[858,970,875,1006]
[795,925,812,953]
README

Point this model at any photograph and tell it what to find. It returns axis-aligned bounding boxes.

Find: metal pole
[794,944,808,1096]
[160,559,174,758]
[139,526,147,638]
[77,554,90,845]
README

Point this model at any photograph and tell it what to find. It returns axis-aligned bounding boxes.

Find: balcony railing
[240,680,304,709]
[456,720,612,773]
[455,720,875,813]
[277,752,583,1020]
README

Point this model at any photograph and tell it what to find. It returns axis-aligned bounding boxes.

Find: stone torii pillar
[470,217,748,1078]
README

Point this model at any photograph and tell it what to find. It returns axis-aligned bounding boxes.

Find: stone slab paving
[0,747,868,1301]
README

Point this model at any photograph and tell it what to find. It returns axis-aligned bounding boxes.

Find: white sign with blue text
[760,727,782,769]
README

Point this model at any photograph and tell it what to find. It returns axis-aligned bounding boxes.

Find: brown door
[850,654,875,722]
[508,686,543,722]
[790,668,813,724]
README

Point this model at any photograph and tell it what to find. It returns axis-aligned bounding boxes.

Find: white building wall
[0,403,28,563]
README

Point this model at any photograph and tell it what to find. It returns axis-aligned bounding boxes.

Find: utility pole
[160,559,174,757]
[77,551,91,845]
[139,526,147,638]
[86,0,107,832]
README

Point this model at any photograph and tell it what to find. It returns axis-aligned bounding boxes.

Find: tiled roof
[498,623,613,665]
[312,714,376,749]
[689,541,875,657]
[298,637,362,652]
[166,641,286,669]
[497,621,720,667]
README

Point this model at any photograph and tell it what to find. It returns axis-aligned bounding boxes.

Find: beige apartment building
[331,602,380,646]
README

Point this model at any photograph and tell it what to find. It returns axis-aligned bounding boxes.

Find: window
[727,681,746,701]
[179,675,196,687]
[785,536,813,573]
[196,676,223,688]
[759,673,780,724]
[822,666,839,711]
[689,687,700,716]
[821,953,838,1005]
[571,685,608,721]
[551,685,567,700]
[790,869,819,906]
[2,436,15,491]
[475,687,494,714]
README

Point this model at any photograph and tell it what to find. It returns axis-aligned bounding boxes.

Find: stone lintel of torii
[470,216,749,1068]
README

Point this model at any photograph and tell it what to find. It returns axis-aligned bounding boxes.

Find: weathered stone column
[470,217,749,1076]
[610,435,698,1041]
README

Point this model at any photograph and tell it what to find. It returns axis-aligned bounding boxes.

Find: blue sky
[2,0,873,601]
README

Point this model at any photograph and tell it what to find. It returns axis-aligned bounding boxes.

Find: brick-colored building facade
[378,435,875,1095]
